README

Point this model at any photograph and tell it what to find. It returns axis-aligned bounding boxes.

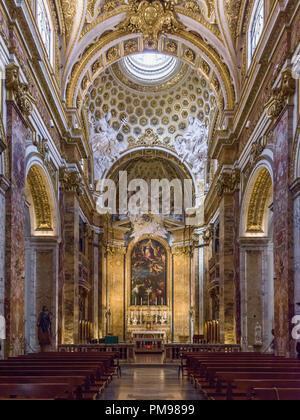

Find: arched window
[248,0,264,66]
[36,0,52,63]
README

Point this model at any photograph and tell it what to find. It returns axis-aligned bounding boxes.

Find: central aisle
[100,366,206,400]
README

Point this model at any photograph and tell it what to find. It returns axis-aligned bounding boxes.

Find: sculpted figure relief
[90,113,127,179]
[175,116,208,179]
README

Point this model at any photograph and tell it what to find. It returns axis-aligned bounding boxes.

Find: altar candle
[141,298,143,306]
[135,297,137,306]
[156,298,158,306]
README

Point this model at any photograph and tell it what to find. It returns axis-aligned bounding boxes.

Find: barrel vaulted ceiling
[55,0,250,115]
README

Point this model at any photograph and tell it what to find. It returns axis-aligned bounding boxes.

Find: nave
[100,366,203,401]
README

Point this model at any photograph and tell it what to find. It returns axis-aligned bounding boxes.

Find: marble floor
[100,366,206,400]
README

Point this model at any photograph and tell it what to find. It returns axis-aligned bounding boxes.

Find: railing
[164,344,241,362]
[58,344,135,362]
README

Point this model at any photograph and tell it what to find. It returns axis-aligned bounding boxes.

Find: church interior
[0,0,300,401]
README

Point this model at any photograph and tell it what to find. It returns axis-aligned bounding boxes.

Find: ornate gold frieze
[5,64,35,117]
[265,69,296,122]
[247,168,272,232]
[27,166,52,230]
[216,168,240,197]
[117,0,185,50]
[59,167,84,196]
[224,0,242,40]
[127,128,176,151]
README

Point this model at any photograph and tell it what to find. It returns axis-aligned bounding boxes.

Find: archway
[240,165,274,351]
[24,163,60,352]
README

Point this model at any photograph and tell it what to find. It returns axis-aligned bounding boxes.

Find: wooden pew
[0,351,119,400]
[0,383,75,400]
[253,388,300,401]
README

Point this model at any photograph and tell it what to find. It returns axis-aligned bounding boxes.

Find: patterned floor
[100,366,206,400]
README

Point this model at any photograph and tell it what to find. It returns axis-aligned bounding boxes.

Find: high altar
[101,219,201,344]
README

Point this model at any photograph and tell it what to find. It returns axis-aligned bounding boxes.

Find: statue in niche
[89,112,127,179]
[175,116,208,179]
[37,306,52,352]
[255,322,263,347]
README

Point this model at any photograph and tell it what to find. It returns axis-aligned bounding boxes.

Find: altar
[132,331,166,353]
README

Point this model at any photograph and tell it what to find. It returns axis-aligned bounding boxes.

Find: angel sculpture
[175,116,208,179]
[90,113,127,179]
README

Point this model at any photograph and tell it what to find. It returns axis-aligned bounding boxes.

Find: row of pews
[182,352,300,400]
[0,351,120,400]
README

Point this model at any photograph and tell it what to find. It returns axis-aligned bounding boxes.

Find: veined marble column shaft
[5,101,27,357]
[273,107,295,357]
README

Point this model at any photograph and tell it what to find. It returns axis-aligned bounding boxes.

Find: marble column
[62,191,80,344]
[240,238,274,351]
[5,100,28,357]
[272,107,295,356]
[219,193,237,344]
[25,237,59,352]
[0,175,9,359]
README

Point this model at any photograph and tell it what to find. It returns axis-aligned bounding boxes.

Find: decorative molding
[5,64,35,117]
[265,69,296,122]
[215,168,240,197]
[117,0,185,50]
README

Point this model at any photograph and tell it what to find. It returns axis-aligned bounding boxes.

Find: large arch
[239,163,274,352]
[24,161,60,352]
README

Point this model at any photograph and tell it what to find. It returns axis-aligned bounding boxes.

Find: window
[248,0,264,66]
[37,0,52,62]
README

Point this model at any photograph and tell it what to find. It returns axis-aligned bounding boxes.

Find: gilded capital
[59,167,84,196]
[5,64,35,117]
[265,69,296,122]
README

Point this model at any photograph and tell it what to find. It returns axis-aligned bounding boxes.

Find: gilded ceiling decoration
[85,66,218,149]
[224,0,243,41]
[27,166,52,230]
[60,0,76,40]
[117,0,185,50]
[247,168,272,232]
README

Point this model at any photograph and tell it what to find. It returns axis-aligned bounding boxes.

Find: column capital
[0,175,10,196]
[59,167,84,196]
[215,168,240,197]
[290,178,300,199]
